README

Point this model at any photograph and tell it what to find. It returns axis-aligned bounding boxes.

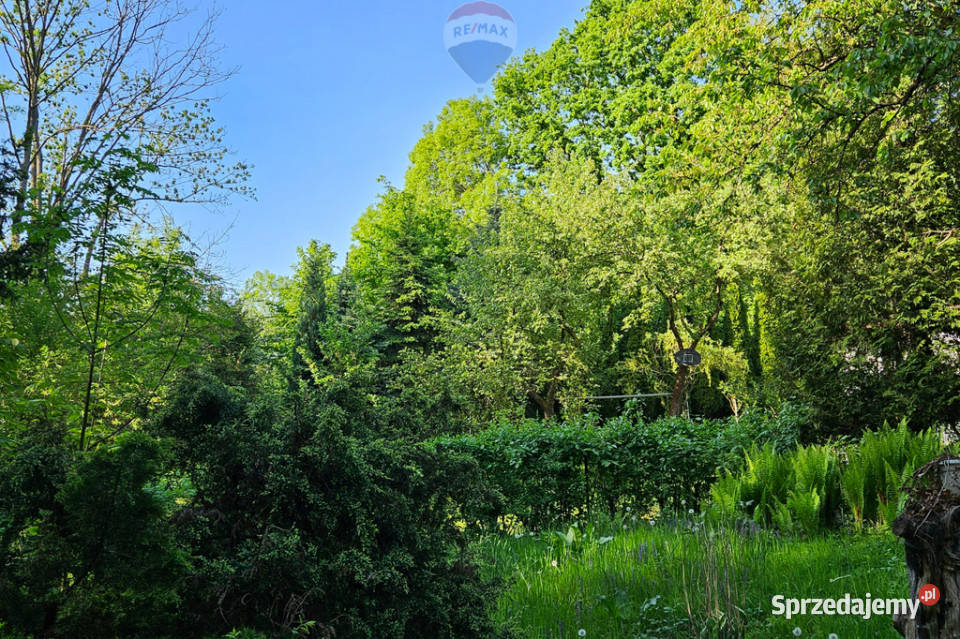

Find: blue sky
[177,0,588,285]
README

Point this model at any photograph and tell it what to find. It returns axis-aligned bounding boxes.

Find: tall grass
[479,515,907,639]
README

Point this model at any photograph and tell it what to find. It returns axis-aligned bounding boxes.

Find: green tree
[494,0,699,175]
[149,369,502,639]
[349,188,468,359]
[0,149,229,449]
[0,0,249,255]
[0,429,185,638]
[450,155,625,419]
[685,0,960,430]
[404,97,506,218]
[493,0,774,416]
[289,240,336,384]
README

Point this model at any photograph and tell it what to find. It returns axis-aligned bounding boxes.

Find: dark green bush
[0,428,185,638]
[151,370,504,639]
[429,407,801,530]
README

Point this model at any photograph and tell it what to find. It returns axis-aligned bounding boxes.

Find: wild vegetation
[479,517,909,638]
[2,0,960,637]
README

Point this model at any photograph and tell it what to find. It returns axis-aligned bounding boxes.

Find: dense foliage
[432,407,802,530]
[3,0,960,636]
[709,423,948,534]
[239,0,960,433]
[148,371,501,639]
[0,429,184,638]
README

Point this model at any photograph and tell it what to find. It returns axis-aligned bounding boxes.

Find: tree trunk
[893,457,960,638]
[658,276,725,418]
[529,385,556,421]
[669,364,689,417]
[11,87,40,245]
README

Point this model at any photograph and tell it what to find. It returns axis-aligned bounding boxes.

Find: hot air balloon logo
[444,2,517,86]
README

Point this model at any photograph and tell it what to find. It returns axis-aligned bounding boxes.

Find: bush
[150,370,504,639]
[429,407,802,530]
[708,421,946,533]
[0,428,185,638]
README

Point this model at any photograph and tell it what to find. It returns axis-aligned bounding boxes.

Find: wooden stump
[893,457,960,639]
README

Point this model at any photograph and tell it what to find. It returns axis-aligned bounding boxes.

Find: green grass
[476,514,908,639]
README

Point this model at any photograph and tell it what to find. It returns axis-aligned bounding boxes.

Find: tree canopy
[3,0,960,636]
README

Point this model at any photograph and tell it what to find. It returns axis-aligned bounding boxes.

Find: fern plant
[842,422,944,529]
[708,420,947,534]
[786,488,823,535]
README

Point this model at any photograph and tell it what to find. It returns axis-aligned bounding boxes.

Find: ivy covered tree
[684,0,960,431]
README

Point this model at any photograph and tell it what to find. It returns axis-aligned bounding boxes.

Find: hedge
[428,406,803,530]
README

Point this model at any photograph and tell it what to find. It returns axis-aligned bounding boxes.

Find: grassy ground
[476,513,908,639]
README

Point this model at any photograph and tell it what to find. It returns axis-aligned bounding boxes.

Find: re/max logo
[452,23,509,38]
